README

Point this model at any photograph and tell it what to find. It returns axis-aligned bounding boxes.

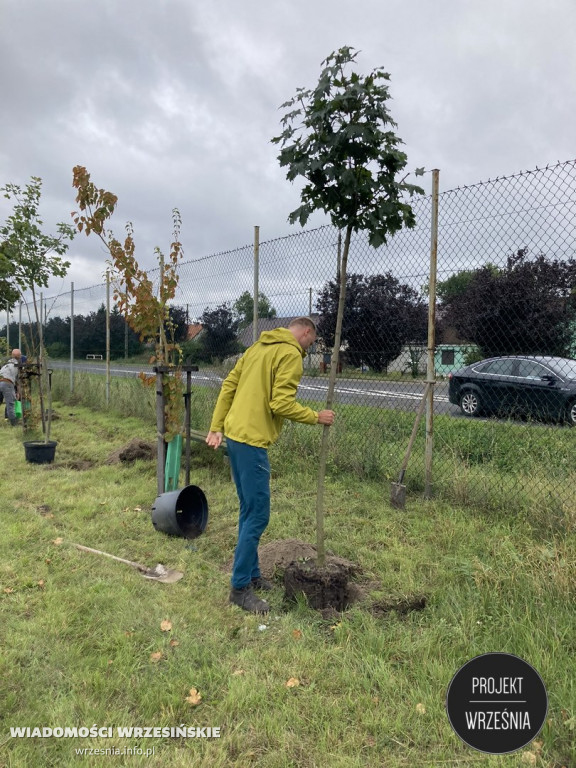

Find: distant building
[186,323,204,341]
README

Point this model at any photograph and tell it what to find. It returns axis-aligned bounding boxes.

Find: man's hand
[206,431,223,449]
[317,410,335,425]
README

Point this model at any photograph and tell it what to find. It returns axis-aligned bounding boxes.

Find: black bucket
[151,485,208,539]
[23,440,57,464]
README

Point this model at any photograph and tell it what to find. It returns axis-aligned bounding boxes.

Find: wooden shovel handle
[397,382,431,482]
[73,543,146,571]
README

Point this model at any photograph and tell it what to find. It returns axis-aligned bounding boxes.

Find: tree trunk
[315,224,352,566]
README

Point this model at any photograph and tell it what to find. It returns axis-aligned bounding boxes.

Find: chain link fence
[4,159,576,522]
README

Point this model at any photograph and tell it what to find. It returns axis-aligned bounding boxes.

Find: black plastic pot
[23,440,57,464]
[151,485,208,539]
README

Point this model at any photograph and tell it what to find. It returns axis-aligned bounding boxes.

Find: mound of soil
[106,439,156,465]
[258,538,359,581]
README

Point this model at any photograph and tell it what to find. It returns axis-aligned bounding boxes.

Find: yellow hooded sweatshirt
[209,327,319,448]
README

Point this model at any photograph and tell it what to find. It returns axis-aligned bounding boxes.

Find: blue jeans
[226,437,271,589]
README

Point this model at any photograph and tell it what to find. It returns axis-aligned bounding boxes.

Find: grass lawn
[0,403,574,767]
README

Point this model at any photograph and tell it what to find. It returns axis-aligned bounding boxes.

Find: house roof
[186,323,204,341]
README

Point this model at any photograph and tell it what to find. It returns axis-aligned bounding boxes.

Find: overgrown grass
[51,370,576,530]
[0,400,575,767]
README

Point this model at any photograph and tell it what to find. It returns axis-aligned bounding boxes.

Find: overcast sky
[1,0,575,305]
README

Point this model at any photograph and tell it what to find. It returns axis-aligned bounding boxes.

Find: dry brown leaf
[45,559,52,564]
[3,587,14,594]
[37,580,45,589]
[99,502,106,506]
[285,677,300,688]
[133,506,142,512]
[232,669,245,676]
[292,629,303,640]
[150,651,163,662]
[160,620,172,632]
[185,687,202,706]
[415,703,426,714]
[520,752,537,766]
[169,639,179,647]
[52,538,63,545]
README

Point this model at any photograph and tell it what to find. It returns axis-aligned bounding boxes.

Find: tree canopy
[0,176,74,334]
[272,46,423,247]
[439,249,576,358]
[316,272,428,371]
[233,291,277,329]
[198,304,240,362]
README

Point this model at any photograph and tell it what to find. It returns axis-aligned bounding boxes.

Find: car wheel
[566,400,576,426]
[459,389,482,417]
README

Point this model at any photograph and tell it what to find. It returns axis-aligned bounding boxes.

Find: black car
[448,356,576,425]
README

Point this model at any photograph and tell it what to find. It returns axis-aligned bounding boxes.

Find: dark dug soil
[106,439,156,464]
[284,559,353,611]
[258,538,427,618]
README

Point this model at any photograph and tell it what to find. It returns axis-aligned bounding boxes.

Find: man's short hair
[288,317,316,332]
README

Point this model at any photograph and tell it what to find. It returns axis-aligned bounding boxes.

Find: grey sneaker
[251,576,273,591]
[229,584,270,613]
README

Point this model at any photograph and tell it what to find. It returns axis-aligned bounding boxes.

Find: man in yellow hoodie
[206,317,335,613]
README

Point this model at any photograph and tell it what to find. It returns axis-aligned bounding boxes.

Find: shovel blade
[390,482,406,509]
[142,564,184,584]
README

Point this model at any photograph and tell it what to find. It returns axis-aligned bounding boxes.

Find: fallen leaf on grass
[232,669,245,676]
[3,587,14,594]
[415,703,426,714]
[133,506,142,512]
[150,651,163,662]
[169,639,179,648]
[99,502,106,506]
[185,688,202,706]
[37,580,45,589]
[285,678,300,688]
[292,629,302,640]
[52,538,63,546]
[45,559,51,565]
[520,752,537,766]
[160,620,172,632]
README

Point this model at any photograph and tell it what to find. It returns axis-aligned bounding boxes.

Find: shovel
[390,383,432,509]
[73,543,184,584]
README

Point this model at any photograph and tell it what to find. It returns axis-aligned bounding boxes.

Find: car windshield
[549,358,576,379]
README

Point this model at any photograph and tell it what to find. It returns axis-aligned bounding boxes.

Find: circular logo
[446,653,548,754]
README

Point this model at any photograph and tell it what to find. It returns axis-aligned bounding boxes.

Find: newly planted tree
[72,166,185,440]
[1,177,75,440]
[273,46,423,565]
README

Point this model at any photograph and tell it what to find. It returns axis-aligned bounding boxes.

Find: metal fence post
[253,225,260,344]
[425,169,440,499]
[70,282,74,393]
[18,301,22,350]
[106,271,111,405]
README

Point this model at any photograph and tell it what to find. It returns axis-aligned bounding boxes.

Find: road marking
[299,383,449,403]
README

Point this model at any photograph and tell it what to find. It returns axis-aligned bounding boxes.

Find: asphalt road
[51,360,459,416]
